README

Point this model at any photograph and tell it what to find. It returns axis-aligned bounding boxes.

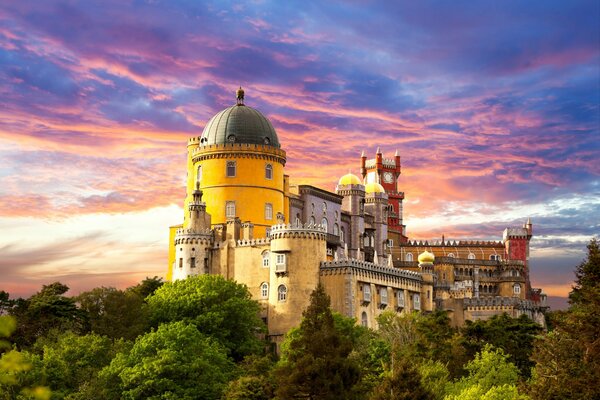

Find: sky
[0,1,598,307]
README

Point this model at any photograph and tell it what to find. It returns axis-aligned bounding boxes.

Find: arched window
[265,164,273,180]
[260,282,269,299]
[322,202,327,213]
[321,217,328,231]
[364,235,370,247]
[397,290,405,307]
[226,201,236,218]
[361,312,368,327]
[490,254,501,261]
[278,285,287,302]
[309,216,315,225]
[447,253,455,258]
[335,210,339,220]
[363,284,371,302]
[226,161,236,177]
[405,253,413,262]
[468,253,475,260]
[262,251,270,268]
[513,284,521,295]
[295,213,301,226]
[265,203,273,220]
[333,223,339,236]
[340,227,345,243]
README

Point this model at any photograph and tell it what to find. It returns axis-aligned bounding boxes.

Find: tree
[222,355,276,400]
[76,287,149,340]
[274,284,361,399]
[10,283,86,349]
[461,313,541,377]
[100,321,234,400]
[0,316,50,400]
[445,345,528,400]
[146,275,264,359]
[129,276,164,299]
[39,332,124,399]
[369,357,434,400]
[529,238,600,399]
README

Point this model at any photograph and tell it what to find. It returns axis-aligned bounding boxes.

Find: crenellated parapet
[174,228,213,245]
[405,239,504,247]
[191,142,286,165]
[236,237,270,247]
[269,223,327,240]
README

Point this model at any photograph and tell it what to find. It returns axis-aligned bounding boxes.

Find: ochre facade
[167,89,548,344]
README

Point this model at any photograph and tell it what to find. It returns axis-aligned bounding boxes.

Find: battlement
[405,239,504,247]
[236,237,270,247]
[503,227,530,240]
[269,223,327,240]
[187,136,201,146]
[174,228,213,245]
[320,259,422,281]
[191,142,287,164]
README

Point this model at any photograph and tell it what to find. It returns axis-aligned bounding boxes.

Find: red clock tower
[360,148,408,244]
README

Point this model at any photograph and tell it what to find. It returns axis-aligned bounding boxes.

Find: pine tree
[529,238,600,399]
[274,284,361,399]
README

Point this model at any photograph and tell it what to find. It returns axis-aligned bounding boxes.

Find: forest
[0,238,598,400]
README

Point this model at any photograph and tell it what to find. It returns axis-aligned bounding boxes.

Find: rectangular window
[204,258,209,274]
[265,203,273,220]
[265,164,273,180]
[380,288,388,305]
[413,294,421,311]
[226,161,236,177]
[363,284,371,302]
[179,258,183,268]
[226,201,236,218]
[397,290,405,308]
[275,253,286,272]
[190,257,196,268]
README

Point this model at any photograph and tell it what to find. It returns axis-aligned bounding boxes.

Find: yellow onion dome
[338,173,362,186]
[418,251,435,264]
[365,182,386,194]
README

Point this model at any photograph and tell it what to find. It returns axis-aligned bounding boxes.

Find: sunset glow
[1,1,598,308]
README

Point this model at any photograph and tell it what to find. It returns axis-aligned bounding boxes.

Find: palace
[167,88,547,344]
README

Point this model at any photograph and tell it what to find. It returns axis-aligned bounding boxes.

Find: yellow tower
[169,88,287,279]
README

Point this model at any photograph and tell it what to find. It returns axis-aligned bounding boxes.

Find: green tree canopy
[461,313,541,377]
[146,275,264,359]
[100,321,234,400]
[274,283,361,400]
[529,238,600,399]
[10,283,86,349]
[76,287,149,340]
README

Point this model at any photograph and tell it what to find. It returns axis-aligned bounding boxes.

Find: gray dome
[200,98,280,147]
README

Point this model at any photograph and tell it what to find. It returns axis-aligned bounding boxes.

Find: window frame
[260,282,269,299]
[225,201,236,218]
[226,160,236,177]
[265,163,273,180]
[265,203,273,220]
[278,285,287,302]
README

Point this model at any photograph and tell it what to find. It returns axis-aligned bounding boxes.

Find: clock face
[383,172,394,184]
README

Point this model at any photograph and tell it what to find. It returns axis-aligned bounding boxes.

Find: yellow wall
[166,224,182,281]
[195,155,285,238]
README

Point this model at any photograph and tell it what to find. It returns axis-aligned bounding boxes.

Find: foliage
[222,355,276,400]
[147,275,264,359]
[274,284,361,399]
[10,283,86,349]
[129,276,164,299]
[461,313,541,377]
[0,316,50,400]
[369,357,434,400]
[445,345,526,400]
[100,321,234,400]
[528,238,600,399]
[76,287,149,340]
[39,332,125,399]
[418,360,450,400]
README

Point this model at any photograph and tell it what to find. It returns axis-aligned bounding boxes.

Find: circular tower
[267,223,327,343]
[186,89,286,237]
